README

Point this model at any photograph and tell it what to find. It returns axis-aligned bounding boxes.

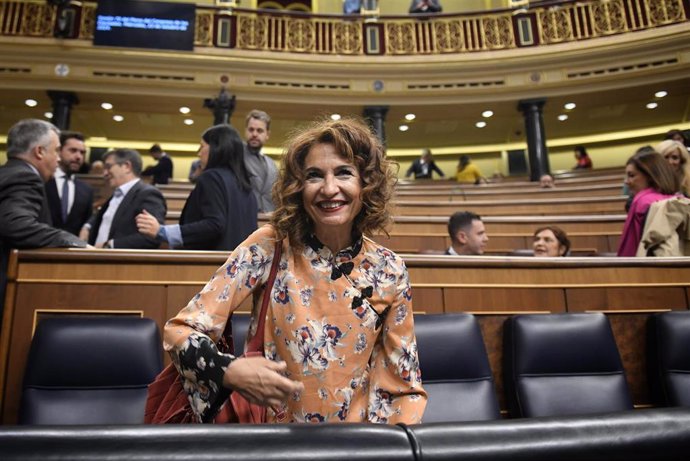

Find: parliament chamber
[1,0,690,459]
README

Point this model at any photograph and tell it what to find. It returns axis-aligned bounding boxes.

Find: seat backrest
[647,311,690,407]
[503,313,632,418]
[415,313,500,422]
[232,313,252,354]
[19,316,163,425]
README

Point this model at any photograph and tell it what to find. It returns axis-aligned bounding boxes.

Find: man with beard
[243,109,278,213]
[45,131,94,236]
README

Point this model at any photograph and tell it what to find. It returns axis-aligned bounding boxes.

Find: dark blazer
[45,176,94,236]
[179,168,258,251]
[405,158,445,179]
[0,159,87,316]
[88,180,167,249]
[409,0,442,13]
[142,155,173,185]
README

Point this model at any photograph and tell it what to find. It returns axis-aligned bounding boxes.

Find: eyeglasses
[104,162,126,171]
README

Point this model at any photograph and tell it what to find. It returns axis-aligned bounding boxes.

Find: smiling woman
[163,117,427,425]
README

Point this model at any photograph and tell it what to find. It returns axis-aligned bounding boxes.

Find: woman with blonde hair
[656,139,690,196]
[163,117,427,424]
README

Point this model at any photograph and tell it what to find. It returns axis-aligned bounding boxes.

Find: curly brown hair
[270,117,397,247]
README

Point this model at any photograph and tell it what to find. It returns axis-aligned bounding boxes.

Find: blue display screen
[93,0,195,51]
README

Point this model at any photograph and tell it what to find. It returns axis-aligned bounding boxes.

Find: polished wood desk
[3,249,684,423]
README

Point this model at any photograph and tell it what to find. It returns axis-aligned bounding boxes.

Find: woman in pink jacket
[617,149,679,256]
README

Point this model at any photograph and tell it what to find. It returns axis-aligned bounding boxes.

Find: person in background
[664,129,689,150]
[83,148,166,249]
[188,158,203,184]
[0,119,88,318]
[343,0,361,14]
[244,109,278,213]
[409,0,442,13]
[573,145,593,169]
[136,124,257,251]
[164,117,426,424]
[89,160,105,176]
[656,140,690,196]
[45,131,94,236]
[446,211,489,255]
[142,143,174,185]
[539,174,555,189]
[617,150,679,256]
[405,148,444,180]
[456,154,486,184]
[533,226,570,257]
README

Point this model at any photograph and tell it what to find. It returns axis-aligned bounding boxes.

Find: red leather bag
[144,243,282,424]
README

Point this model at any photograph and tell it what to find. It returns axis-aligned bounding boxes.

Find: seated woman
[656,140,690,197]
[573,145,592,169]
[456,155,486,185]
[136,124,257,250]
[163,118,427,424]
[617,150,679,256]
[532,226,570,257]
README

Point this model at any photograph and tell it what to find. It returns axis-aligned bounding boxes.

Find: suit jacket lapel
[45,178,62,225]
[110,181,140,238]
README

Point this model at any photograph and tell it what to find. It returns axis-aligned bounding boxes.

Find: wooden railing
[0,0,687,56]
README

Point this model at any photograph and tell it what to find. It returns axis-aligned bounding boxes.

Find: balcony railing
[0,0,687,56]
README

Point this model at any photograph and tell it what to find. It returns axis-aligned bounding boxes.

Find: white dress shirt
[95,178,140,246]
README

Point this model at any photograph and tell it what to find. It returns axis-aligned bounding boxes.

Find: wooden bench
[397,173,624,190]
[394,184,624,201]
[392,196,627,216]
[2,249,688,423]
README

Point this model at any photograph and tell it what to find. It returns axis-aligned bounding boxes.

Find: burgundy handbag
[144,243,282,424]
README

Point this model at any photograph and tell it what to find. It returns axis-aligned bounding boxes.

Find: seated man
[83,148,166,249]
[539,174,555,189]
[409,0,442,13]
[446,211,488,255]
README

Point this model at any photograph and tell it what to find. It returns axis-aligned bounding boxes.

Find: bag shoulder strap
[245,241,282,352]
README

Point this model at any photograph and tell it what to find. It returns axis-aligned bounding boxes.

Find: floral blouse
[164,225,427,424]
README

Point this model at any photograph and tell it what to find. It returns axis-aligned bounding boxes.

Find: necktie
[61,176,69,222]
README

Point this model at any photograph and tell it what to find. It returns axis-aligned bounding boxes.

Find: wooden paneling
[2,249,690,423]
[444,288,566,312]
[2,282,167,425]
[567,287,688,311]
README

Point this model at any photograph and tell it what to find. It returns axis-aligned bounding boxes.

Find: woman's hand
[135,209,160,238]
[223,356,304,409]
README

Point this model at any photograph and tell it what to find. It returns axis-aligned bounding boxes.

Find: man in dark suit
[445,211,489,255]
[141,143,173,185]
[45,131,94,236]
[405,148,445,180]
[409,0,442,13]
[86,148,166,249]
[0,119,89,318]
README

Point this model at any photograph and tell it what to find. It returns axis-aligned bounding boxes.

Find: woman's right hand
[223,356,304,409]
